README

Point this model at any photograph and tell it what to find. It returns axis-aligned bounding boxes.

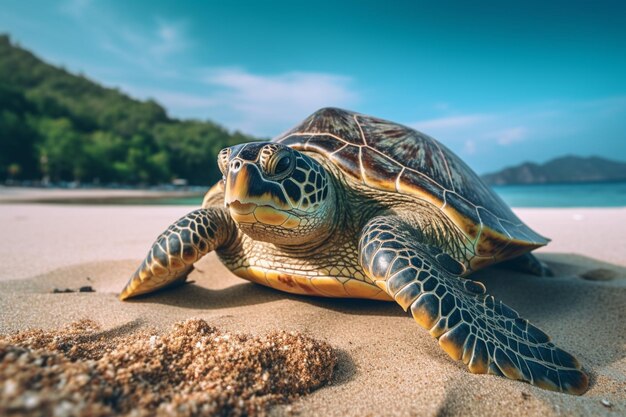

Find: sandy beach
[0,202,624,416]
[0,185,203,204]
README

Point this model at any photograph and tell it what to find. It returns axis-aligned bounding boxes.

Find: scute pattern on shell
[275,108,548,255]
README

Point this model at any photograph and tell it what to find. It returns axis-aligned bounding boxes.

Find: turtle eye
[266,150,295,178]
[260,145,295,178]
[273,154,292,175]
[217,148,231,175]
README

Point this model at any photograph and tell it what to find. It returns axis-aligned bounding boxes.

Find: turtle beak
[224,161,290,212]
[223,158,250,206]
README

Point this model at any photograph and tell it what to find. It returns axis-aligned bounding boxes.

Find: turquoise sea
[492,181,626,208]
[145,181,626,208]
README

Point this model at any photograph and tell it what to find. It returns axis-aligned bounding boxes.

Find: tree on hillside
[0,34,261,185]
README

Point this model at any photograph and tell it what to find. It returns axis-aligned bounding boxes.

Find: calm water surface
[492,182,626,207]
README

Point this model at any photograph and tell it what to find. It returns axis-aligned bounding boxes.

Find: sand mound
[0,319,337,417]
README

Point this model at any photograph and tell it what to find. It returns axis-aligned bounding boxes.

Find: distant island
[0,34,260,186]
[481,156,626,185]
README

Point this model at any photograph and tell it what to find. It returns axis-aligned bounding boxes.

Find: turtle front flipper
[358,215,589,395]
[119,207,238,300]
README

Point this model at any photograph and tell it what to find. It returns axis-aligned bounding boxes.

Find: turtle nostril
[230,160,242,172]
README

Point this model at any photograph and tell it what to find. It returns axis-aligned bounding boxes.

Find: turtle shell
[274,108,548,266]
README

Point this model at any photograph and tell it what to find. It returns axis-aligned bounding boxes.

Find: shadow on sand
[126,252,625,386]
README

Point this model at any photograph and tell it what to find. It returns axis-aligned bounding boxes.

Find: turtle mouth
[227,199,302,229]
[228,200,257,215]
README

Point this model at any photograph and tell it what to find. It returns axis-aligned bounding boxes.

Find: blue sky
[2,0,625,173]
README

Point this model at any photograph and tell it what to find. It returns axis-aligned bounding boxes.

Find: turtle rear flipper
[359,215,589,395]
[119,207,237,300]
[500,252,554,277]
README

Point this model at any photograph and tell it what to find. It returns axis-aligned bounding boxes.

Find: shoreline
[0,186,205,204]
[3,185,626,208]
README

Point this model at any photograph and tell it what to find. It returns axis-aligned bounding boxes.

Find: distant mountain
[481,156,626,185]
[0,34,259,185]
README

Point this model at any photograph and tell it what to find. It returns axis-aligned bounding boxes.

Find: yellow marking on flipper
[150,263,169,278]
[374,280,388,292]
[429,322,447,338]
[395,283,421,311]
[462,338,475,364]
[119,266,180,301]
[344,279,384,298]
[498,363,524,381]
[468,353,489,374]
[181,247,197,263]
[254,206,290,225]
[438,332,464,360]
[534,377,560,392]
[119,281,138,301]
[372,291,394,301]
[138,268,150,281]
[170,258,185,269]
[410,294,439,330]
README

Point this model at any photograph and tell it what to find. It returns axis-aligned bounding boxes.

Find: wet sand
[0,204,624,416]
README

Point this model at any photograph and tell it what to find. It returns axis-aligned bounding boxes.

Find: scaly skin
[119,141,589,395]
[359,214,588,395]
[118,207,238,300]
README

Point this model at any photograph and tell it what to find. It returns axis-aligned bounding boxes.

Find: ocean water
[145,181,626,208]
[491,181,626,208]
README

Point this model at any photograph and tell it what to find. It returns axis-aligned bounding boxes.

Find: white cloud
[101,19,188,68]
[464,139,477,155]
[154,91,216,110]
[149,20,188,60]
[60,1,188,72]
[201,68,358,135]
[491,126,528,145]
[110,68,358,132]
[117,84,217,111]
[433,102,451,111]
[60,0,92,17]
[404,96,626,163]
[55,3,356,134]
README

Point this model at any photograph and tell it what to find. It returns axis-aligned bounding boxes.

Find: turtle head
[217,142,335,245]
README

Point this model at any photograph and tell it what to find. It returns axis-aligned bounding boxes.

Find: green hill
[0,34,259,185]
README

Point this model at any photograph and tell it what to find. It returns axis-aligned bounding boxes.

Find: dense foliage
[0,34,260,185]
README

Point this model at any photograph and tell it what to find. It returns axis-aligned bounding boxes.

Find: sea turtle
[119,108,588,395]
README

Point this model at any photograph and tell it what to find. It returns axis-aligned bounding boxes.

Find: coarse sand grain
[0,319,337,417]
